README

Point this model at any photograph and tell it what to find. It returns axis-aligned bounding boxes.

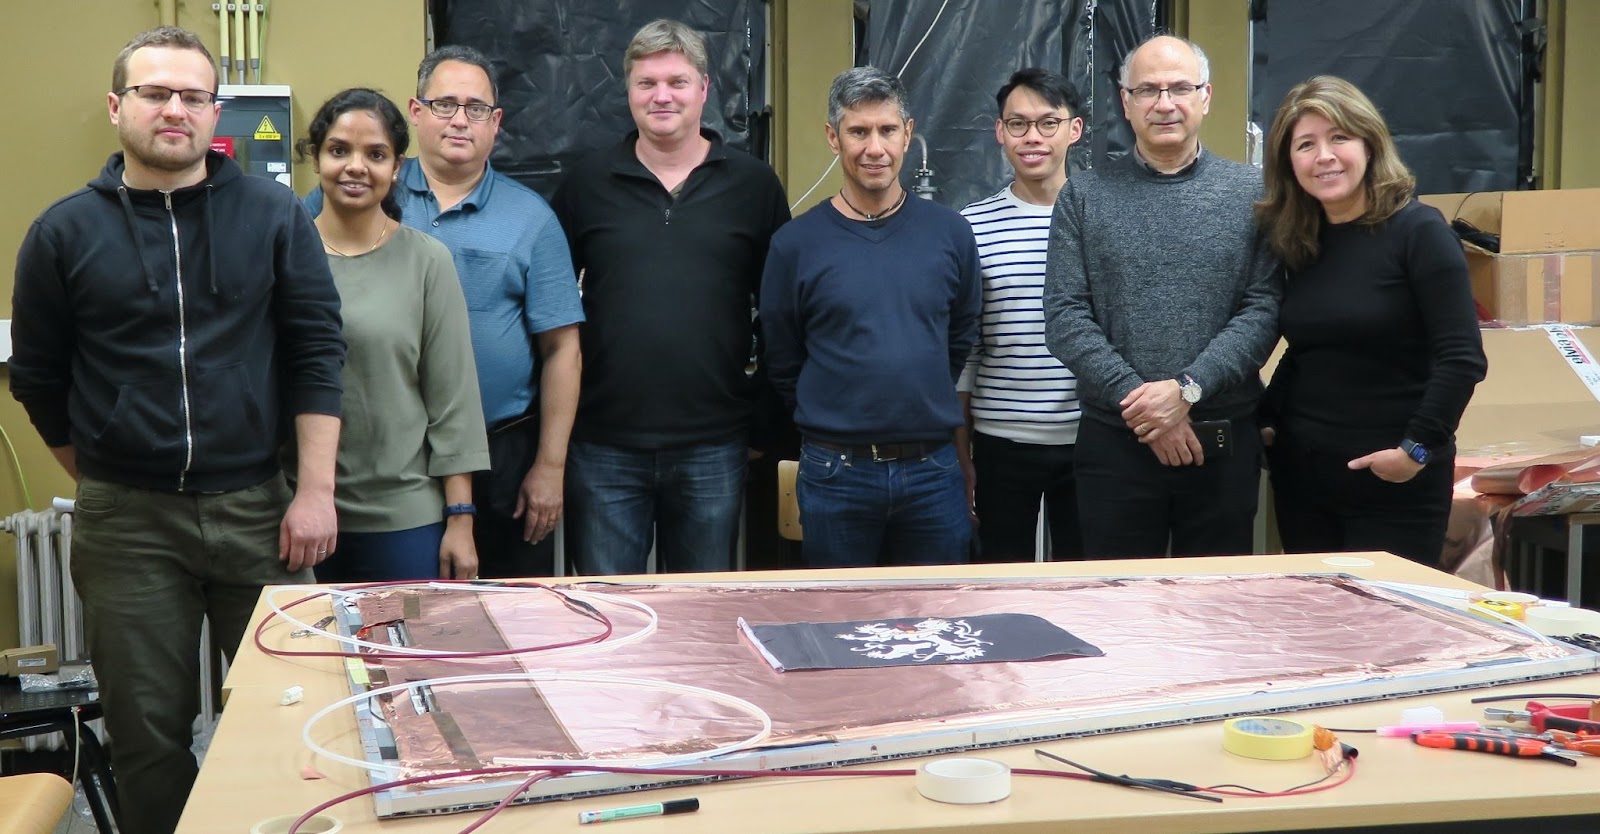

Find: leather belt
[808,439,947,462]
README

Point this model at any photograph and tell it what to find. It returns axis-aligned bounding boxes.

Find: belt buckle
[870,443,894,462]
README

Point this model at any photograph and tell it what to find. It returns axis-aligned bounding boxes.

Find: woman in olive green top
[297,88,489,581]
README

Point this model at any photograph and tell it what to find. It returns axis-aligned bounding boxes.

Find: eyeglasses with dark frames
[1123,82,1206,102]
[119,85,216,112]
[418,98,497,121]
[1001,117,1071,138]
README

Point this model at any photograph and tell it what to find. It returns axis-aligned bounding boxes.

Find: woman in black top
[1255,76,1487,566]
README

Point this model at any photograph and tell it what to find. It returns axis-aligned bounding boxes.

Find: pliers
[1483,700,1600,735]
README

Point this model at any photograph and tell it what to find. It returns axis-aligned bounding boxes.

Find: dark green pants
[71,473,313,834]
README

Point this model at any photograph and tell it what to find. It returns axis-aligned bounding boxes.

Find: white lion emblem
[834,618,992,662]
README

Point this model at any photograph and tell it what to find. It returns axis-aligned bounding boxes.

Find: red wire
[285,758,1356,833]
[251,579,616,660]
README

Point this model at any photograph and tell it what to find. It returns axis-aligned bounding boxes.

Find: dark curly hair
[296,88,409,222]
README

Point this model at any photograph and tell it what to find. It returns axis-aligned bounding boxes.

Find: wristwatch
[1177,373,1202,405]
[444,502,477,517]
[1399,439,1431,466]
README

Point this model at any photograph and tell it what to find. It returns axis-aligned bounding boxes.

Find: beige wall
[1553,0,1600,187]
[773,0,854,213]
[1177,0,1250,163]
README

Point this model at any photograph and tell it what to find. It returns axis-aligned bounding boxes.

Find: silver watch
[1178,373,1202,405]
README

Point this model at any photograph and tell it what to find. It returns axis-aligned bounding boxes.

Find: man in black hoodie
[9,27,344,834]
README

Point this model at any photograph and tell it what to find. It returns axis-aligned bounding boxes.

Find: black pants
[972,432,1083,561]
[1268,434,1455,567]
[1074,416,1261,559]
[472,415,557,578]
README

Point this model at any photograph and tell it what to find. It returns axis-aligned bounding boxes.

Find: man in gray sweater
[1042,35,1280,559]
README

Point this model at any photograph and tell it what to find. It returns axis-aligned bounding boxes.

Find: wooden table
[181,553,1600,833]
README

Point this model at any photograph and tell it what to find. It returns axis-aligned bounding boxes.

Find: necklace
[322,219,392,257]
[838,188,907,221]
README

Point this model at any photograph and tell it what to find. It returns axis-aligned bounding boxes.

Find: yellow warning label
[253,115,281,141]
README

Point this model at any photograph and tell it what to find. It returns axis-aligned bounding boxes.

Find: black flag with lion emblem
[738,613,1104,672]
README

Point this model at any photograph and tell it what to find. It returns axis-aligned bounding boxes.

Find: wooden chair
[777,460,802,541]
[0,773,72,834]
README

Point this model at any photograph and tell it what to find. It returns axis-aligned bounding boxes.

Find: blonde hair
[1255,76,1415,271]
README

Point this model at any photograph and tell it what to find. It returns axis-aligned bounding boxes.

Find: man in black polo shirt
[551,19,789,575]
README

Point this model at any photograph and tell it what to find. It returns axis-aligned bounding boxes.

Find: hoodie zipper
[164,191,196,491]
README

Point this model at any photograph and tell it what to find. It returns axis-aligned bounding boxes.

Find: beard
[119,120,209,174]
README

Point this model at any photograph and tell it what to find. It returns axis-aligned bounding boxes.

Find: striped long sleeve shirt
[958,184,1080,445]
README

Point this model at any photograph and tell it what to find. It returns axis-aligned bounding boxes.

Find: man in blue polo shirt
[307,45,583,577]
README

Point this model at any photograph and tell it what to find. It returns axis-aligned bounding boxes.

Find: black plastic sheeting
[432,0,767,198]
[1249,0,1540,194]
[863,0,1159,211]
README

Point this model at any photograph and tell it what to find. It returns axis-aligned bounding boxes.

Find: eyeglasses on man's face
[1002,117,1070,138]
[119,85,216,112]
[1123,82,1206,102]
[419,98,497,121]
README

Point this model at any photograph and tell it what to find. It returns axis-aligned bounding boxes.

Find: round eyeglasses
[1001,117,1069,138]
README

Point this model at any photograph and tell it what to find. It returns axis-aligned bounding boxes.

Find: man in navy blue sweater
[759,67,982,568]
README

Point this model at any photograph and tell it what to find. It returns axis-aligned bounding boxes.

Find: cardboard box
[1456,325,1600,458]
[2,644,59,676]
[1419,189,1600,325]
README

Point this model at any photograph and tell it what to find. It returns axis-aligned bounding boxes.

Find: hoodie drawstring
[117,187,160,293]
[204,185,219,294]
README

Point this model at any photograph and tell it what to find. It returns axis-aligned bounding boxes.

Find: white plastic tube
[263,584,659,658]
[220,1,233,82]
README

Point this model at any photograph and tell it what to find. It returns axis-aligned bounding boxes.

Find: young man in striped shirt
[957,69,1085,561]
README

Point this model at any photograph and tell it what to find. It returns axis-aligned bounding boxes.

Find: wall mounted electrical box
[214,84,293,188]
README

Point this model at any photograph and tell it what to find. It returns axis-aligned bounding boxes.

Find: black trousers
[1267,433,1456,567]
[971,431,1083,561]
[473,415,557,578]
[1074,416,1261,559]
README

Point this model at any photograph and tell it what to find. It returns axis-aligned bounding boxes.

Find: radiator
[5,502,220,753]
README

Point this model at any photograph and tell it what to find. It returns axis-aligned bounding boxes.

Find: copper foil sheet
[350,575,1576,778]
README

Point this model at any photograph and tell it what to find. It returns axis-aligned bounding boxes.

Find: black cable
[1320,727,1377,733]
[1469,693,1599,704]
[1032,749,1222,803]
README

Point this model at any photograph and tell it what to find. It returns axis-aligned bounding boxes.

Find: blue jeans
[315,523,447,583]
[565,437,747,575]
[796,440,971,568]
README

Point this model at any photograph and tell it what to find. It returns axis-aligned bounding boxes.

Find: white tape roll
[250,814,342,834]
[916,757,1012,804]
[1525,606,1600,637]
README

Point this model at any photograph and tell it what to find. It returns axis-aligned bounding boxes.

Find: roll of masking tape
[1472,599,1527,621]
[916,757,1012,804]
[1222,717,1315,761]
[250,814,343,834]
[1481,591,1539,606]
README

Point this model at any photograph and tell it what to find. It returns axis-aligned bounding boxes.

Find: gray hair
[1118,35,1210,88]
[417,45,499,102]
[625,19,709,79]
[827,66,910,132]
[113,26,217,94]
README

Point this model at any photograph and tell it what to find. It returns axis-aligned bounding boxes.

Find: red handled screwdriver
[1412,732,1577,766]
